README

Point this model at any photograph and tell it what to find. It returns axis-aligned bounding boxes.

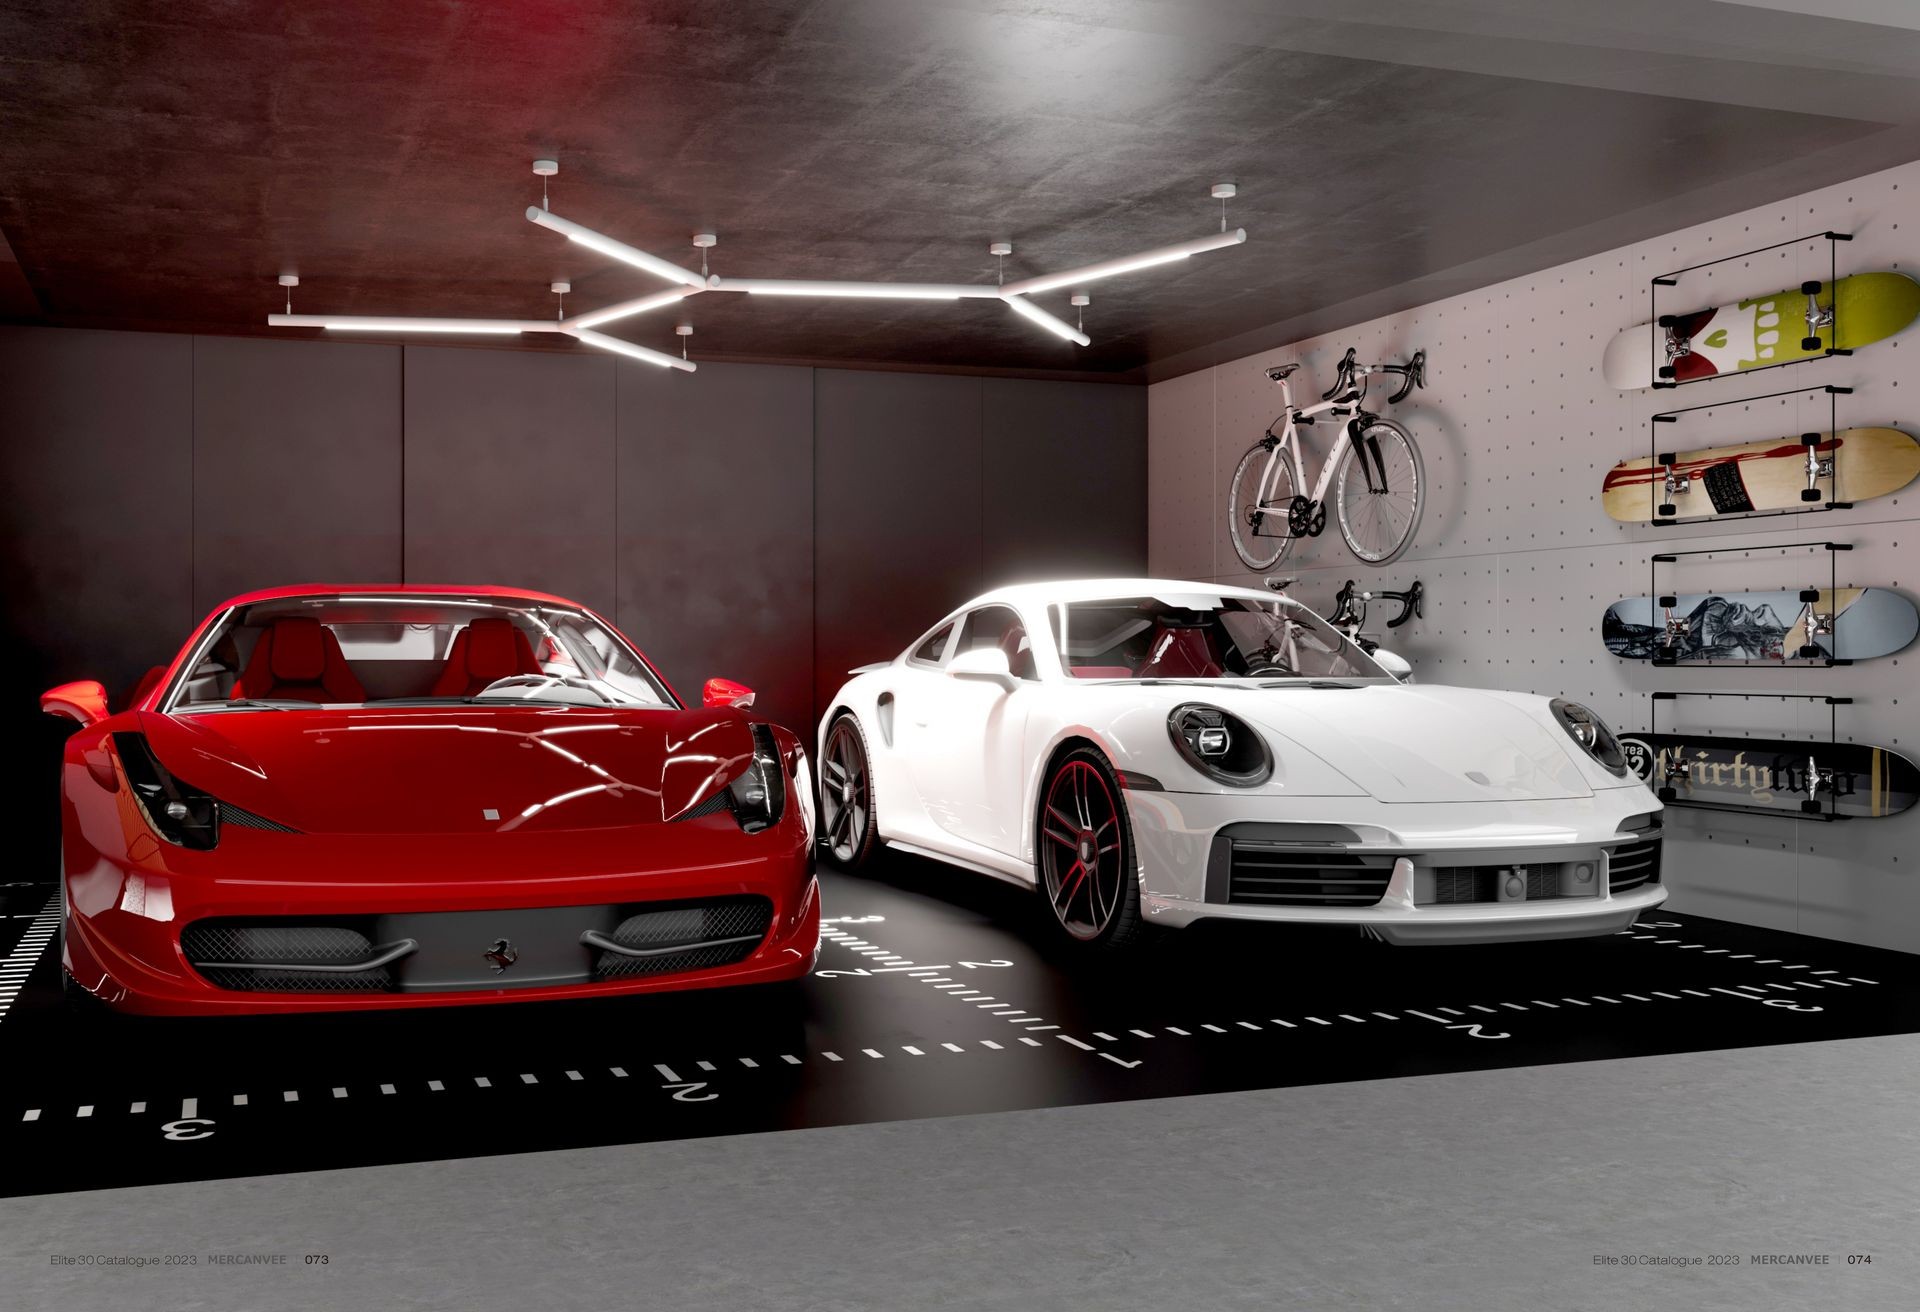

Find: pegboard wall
[1148,157,1920,953]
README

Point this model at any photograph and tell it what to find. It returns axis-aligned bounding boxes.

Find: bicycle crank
[1288,497,1326,538]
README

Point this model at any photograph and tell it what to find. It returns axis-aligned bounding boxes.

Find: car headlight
[1550,699,1629,777]
[112,732,220,850]
[1167,703,1273,787]
[726,724,788,833]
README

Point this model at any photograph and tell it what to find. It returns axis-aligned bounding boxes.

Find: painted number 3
[162,1118,215,1141]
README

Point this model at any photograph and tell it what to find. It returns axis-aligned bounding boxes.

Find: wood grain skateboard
[1601,427,1920,522]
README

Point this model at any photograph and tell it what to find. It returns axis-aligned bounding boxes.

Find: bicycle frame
[1249,374,1363,521]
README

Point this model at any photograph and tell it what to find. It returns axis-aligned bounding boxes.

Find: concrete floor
[6,1032,1913,1312]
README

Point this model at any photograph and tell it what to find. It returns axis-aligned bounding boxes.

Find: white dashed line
[653,1064,682,1082]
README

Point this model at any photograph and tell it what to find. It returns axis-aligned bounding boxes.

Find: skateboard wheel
[1656,315,1676,328]
[1801,488,1821,502]
[1658,452,1677,466]
[1658,503,1677,517]
[1797,645,1824,661]
[1798,589,1820,603]
[1801,336,1823,352]
[1801,280,1822,295]
[1801,432,1821,446]
[1658,595,1677,608]
[1800,799,1823,815]
[1656,365,1675,378]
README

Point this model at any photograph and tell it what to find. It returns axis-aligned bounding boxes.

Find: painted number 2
[663,1082,718,1102]
[957,960,1013,969]
[1445,1022,1509,1040]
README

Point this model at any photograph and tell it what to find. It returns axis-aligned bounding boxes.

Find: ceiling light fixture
[997,228,1246,299]
[567,285,704,330]
[524,207,709,290]
[569,326,696,372]
[267,314,560,335]
[1002,294,1092,347]
[709,277,999,301]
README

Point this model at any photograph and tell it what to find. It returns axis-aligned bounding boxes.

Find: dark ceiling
[3,0,1920,379]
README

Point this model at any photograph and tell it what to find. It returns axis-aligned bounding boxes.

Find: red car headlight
[112,732,221,850]
[725,724,788,834]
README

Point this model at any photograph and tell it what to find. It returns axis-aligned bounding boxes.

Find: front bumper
[1127,788,1666,945]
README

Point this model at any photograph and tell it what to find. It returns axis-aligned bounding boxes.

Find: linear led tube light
[707,276,1002,300]
[1001,294,1091,347]
[524,207,709,290]
[267,314,560,334]
[567,285,703,331]
[998,228,1246,299]
[566,326,697,373]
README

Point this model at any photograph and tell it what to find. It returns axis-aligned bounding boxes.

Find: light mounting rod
[524,207,708,289]
[998,228,1246,299]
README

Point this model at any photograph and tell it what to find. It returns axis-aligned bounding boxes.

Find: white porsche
[816,579,1666,951]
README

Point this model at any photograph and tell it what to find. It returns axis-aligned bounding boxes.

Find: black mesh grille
[1227,849,1391,907]
[1610,838,1662,892]
[182,921,391,992]
[674,791,731,822]
[594,896,773,979]
[1426,862,1578,905]
[217,801,300,833]
[1431,867,1494,904]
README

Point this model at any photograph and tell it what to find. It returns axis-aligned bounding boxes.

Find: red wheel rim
[1039,760,1123,940]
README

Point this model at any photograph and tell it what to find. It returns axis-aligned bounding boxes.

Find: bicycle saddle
[1265,363,1301,381]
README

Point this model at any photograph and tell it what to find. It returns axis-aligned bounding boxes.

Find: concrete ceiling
[1,0,1918,379]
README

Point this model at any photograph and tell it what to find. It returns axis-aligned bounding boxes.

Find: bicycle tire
[1334,418,1424,566]
[1227,442,1298,572]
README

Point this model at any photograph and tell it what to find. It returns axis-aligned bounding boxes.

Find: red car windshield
[165,596,676,712]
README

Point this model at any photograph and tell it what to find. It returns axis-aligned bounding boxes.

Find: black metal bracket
[1644,384,1856,527]
[1649,231,1852,391]
[1644,690,1854,822]
[1640,540,1855,669]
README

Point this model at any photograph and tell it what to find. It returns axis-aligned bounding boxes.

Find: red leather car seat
[1141,626,1223,678]
[431,618,541,697]
[231,617,366,703]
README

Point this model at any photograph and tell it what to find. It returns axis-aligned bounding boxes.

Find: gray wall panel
[814,370,985,719]
[616,360,815,735]
[192,335,402,612]
[981,378,1147,589]
[401,345,618,617]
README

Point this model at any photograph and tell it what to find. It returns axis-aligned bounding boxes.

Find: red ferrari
[39,584,819,1016]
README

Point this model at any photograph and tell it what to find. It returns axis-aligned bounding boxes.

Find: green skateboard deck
[1602,271,1920,389]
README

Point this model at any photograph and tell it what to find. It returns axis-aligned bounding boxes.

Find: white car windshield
[1050,593,1387,681]
[165,596,676,712]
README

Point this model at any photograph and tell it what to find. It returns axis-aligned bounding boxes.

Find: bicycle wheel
[1334,418,1424,566]
[1227,442,1298,572]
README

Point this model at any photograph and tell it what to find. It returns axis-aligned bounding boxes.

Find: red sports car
[39,584,819,1016]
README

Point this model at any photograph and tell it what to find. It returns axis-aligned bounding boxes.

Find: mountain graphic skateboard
[1602,271,1920,390]
[1620,733,1918,819]
[1604,588,1917,664]
[1601,427,1920,522]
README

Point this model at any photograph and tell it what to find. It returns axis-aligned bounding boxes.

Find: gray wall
[1,327,1145,866]
[1147,157,1920,954]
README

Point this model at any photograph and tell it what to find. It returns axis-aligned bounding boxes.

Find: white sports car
[816,579,1666,950]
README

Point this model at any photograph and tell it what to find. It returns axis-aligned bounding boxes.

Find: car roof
[955,577,1283,613]
[208,583,587,612]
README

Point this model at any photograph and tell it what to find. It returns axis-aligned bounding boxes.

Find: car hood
[1118,682,1596,802]
[137,705,758,835]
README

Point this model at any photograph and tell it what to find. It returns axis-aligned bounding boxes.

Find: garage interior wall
[1148,158,1920,954]
[0,329,1144,867]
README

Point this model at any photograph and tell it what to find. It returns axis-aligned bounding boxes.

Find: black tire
[819,713,878,870]
[1034,747,1147,953]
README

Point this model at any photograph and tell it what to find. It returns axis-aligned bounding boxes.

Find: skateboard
[1602,271,1920,390]
[1620,733,1918,819]
[1603,588,1917,664]
[1600,427,1920,522]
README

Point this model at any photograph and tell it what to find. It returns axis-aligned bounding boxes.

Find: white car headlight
[1166,703,1273,787]
[1550,698,1630,777]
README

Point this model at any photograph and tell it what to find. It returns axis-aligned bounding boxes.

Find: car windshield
[165,596,677,712]
[1049,593,1387,681]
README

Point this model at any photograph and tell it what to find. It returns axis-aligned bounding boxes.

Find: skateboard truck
[1793,588,1835,661]
[1800,280,1835,353]
[1654,750,1692,803]
[1801,754,1836,815]
[1656,452,1687,517]
[1655,595,1689,663]
[1799,431,1833,503]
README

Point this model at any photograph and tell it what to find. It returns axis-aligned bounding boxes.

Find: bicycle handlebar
[1316,347,1425,406]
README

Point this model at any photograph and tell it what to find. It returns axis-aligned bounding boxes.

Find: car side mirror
[948,647,1016,691]
[1372,649,1414,683]
[703,676,756,709]
[42,680,110,726]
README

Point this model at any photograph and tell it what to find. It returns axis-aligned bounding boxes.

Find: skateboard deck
[1600,427,1920,522]
[1604,588,1917,664]
[1602,271,1920,390]
[1620,733,1918,818]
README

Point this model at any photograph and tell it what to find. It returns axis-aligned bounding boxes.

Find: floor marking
[981,1041,1004,1050]
[952,992,982,998]
[1679,944,1703,950]
[1850,977,1880,985]
[1710,987,1755,1000]
[21,1110,38,1122]
[970,996,997,1003]
[1803,980,1834,988]
[653,1064,681,1082]
[924,976,955,983]
[1339,1014,1365,1023]
[382,1083,398,1094]
[610,1067,628,1079]
[1058,1036,1095,1052]
[1732,985,1769,995]
[564,1071,582,1082]
[1202,1024,1228,1033]
[473,1077,490,1089]
[1306,1016,1332,1026]
[130,1101,146,1114]
[1561,998,1590,1006]
[907,971,941,978]
[1468,1005,1496,1014]
[428,1080,445,1091]
[333,1086,349,1098]
[1703,949,1728,954]
[1130,1029,1155,1038]
[76,1105,92,1118]
[1730,954,1755,960]
[1652,992,1681,1000]
[1593,996,1622,1004]
[1531,1000,1559,1009]
[182,1098,198,1118]
[739,1057,759,1068]
[1372,1012,1399,1020]
[1631,935,1655,939]
[902,1046,923,1056]
[1099,1053,1142,1069]
[1756,959,1782,964]
[872,966,942,973]
[1093,1031,1118,1041]
[1782,964,1808,971]
[1438,1007,1464,1016]
[822,1052,843,1062]
[696,1061,716,1072]
[781,1054,801,1065]
[1018,1038,1042,1047]
[1681,989,1711,998]
[1024,1025,1059,1032]
[1239,1021,1265,1030]
[1270,1018,1296,1028]
[1499,1003,1527,1011]
[1654,939,1680,945]
[1813,970,1838,976]
[942,1043,965,1053]
[1406,1011,1449,1025]
[0,896,58,1025]
[1165,1026,1190,1036]
[1762,983,1796,992]
[1622,994,1650,1002]
[861,1048,883,1059]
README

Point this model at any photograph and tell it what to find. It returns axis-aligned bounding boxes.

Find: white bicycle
[1227,348,1427,570]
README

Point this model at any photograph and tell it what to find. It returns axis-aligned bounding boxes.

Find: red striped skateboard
[1601,427,1919,522]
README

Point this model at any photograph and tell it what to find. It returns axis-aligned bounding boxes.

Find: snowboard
[1600,427,1920,522]
[1603,588,1917,664]
[1602,271,1920,390]
[1619,733,1918,819]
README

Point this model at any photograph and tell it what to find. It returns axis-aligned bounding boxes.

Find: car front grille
[1226,847,1393,908]
[593,896,774,980]
[182,921,391,992]
[1425,862,1571,905]
[1609,838,1662,892]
